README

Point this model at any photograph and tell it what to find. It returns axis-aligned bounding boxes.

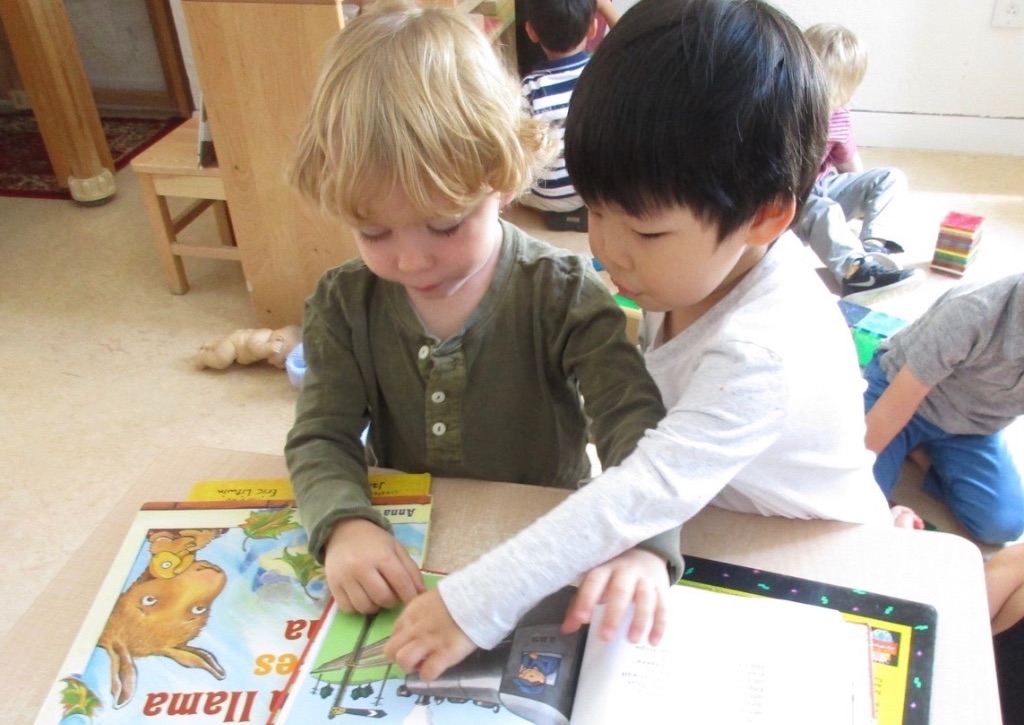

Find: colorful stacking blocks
[931,211,985,277]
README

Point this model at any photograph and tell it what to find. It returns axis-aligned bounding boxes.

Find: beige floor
[1,148,1023,648]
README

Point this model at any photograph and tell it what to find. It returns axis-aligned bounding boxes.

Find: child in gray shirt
[864,273,1024,544]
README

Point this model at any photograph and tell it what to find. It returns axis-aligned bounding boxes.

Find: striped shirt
[521,51,590,211]
[817,106,857,181]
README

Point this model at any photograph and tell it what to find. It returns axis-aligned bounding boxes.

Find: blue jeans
[863,353,1024,544]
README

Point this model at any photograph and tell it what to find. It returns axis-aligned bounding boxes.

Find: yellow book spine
[187,472,432,502]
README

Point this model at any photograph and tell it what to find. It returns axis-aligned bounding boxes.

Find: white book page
[569,586,859,725]
[843,621,879,725]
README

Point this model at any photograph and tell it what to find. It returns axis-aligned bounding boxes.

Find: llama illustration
[97,528,228,708]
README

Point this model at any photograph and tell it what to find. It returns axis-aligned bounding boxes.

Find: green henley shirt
[286,221,679,575]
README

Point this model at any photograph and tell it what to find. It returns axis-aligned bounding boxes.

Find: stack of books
[32,472,939,725]
[931,211,985,277]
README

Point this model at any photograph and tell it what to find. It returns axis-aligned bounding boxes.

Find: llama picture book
[271,574,876,725]
[34,477,431,725]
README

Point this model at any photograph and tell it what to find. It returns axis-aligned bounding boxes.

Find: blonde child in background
[387,0,892,682]
[285,1,672,618]
[793,22,922,304]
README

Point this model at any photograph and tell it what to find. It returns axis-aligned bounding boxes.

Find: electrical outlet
[993,0,1024,28]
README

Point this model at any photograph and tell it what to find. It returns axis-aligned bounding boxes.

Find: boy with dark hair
[517,0,608,232]
[524,0,597,52]
[387,0,890,681]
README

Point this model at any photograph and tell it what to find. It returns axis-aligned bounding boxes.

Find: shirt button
[431,422,447,436]
[431,391,446,404]
[418,345,430,360]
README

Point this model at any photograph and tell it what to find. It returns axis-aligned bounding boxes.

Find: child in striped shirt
[517,0,616,232]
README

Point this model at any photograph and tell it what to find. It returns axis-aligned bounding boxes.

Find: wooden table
[2,446,1001,723]
[0,0,115,203]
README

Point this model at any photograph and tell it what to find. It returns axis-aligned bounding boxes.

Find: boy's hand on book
[324,518,425,614]
[386,588,477,682]
[562,547,669,645]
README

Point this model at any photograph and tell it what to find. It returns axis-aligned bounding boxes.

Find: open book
[271,575,874,725]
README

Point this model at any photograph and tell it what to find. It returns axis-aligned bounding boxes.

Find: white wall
[63,0,205,118]
[169,0,203,113]
[615,0,1024,155]
[65,0,164,93]
[69,0,1023,154]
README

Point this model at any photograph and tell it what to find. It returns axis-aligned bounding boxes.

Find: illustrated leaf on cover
[240,508,302,550]
[59,676,101,719]
[279,546,326,601]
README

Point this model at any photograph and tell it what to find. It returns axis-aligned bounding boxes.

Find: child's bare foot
[909,447,932,472]
[890,505,925,530]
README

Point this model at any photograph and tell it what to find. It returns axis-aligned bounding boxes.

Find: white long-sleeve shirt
[439,233,892,648]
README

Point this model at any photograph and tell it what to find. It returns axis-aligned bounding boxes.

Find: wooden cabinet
[181,0,516,327]
[181,0,358,327]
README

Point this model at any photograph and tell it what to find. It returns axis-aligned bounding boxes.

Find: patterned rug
[0,110,182,199]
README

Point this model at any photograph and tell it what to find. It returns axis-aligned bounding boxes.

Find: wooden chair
[130,117,239,293]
